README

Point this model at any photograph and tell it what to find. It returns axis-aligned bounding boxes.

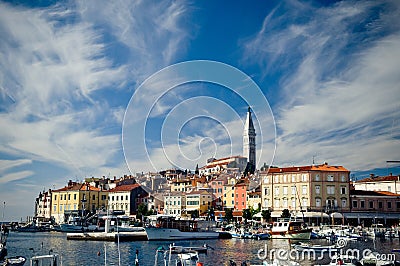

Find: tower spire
[243,107,256,172]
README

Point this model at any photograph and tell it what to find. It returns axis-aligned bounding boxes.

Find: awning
[343,213,400,219]
[330,212,343,219]
[295,212,329,218]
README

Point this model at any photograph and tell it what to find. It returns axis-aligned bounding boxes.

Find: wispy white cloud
[0,170,33,184]
[243,0,400,171]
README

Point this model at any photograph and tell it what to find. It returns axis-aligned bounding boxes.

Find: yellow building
[185,190,213,216]
[260,163,350,216]
[170,178,192,192]
[223,176,237,209]
[51,181,108,224]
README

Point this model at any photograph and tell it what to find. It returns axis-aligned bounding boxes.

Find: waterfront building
[51,181,108,224]
[223,176,237,209]
[186,189,213,216]
[147,192,164,214]
[260,163,351,217]
[199,156,247,176]
[353,173,400,194]
[247,188,262,210]
[209,174,228,210]
[346,190,400,226]
[164,192,185,216]
[108,184,148,216]
[34,189,52,221]
[234,180,248,211]
[243,107,256,171]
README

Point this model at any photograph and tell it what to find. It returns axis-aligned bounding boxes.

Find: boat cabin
[271,218,305,233]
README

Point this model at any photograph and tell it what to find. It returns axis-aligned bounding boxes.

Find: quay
[66,231,148,241]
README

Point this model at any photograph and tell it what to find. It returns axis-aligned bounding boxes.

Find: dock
[66,231,148,241]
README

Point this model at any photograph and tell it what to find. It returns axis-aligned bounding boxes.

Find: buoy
[196,263,204,266]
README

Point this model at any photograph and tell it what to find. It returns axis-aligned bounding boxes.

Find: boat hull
[145,227,220,241]
[269,229,312,240]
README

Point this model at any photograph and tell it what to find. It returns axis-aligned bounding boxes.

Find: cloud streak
[243,0,400,170]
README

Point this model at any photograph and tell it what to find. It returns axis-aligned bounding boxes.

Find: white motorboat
[268,218,311,240]
[29,254,61,266]
[145,215,221,241]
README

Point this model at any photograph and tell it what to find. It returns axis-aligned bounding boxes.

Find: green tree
[242,208,252,222]
[225,208,233,223]
[261,209,271,223]
[281,209,291,218]
[137,203,148,221]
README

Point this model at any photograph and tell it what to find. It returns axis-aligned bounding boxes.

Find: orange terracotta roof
[109,184,141,192]
[263,164,349,174]
[356,175,399,183]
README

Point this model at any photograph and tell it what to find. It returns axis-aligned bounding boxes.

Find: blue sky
[0,0,399,220]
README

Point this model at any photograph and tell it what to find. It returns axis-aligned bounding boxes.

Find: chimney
[370,173,375,178]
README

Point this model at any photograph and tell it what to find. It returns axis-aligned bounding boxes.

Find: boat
[1,256,26,266]
[293,242,339,253]
[0,243,6,261]
[170,243,210,254]
[153,245,207,266]
[29,254,61,266]
[268,218,312,240]
[15,222,50,233]
[145,215,222,241]
[58,216,89,232]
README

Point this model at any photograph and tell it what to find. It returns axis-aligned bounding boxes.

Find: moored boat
[268,218,311,240]
[1,256,26,266]
[145,215,222,241]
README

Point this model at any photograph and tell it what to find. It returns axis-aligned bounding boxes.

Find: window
[388,186,392,192]
[92,195,95,200]
[387,202,392,209]
[378,201,383,209]
[53,205,57,212]
[369,201,374,209]
[315,186,320,194]
[74,194,77,200]
[327,186,335,195]
[274,199,280,208]
[60,205,63,211]
[341,187,346,195]
[397,202,400,209]
[302,174,307,182]
[302,198,308,208]
[352,200,358,208]
[341,199,347,208]
[275,187,279,195]
[327,175,334,182]
[68,194,70,200]
[264,188,270,196]
[54,195,57,200]
[283,175,287,182]
[263,177,269,183]
[274,176,279,183]
[291,186,296,195]
[316,198,321,207]
[74,204,77,210]
[126,195,128,200]
[263,199,269,208]
[283,199,288,207]
[291,199,296,208]
[112,196,114,201]
[302,185,307,195]
[360,200,365,209]
[341,175,346,182]
[315,174,320,181]
[292,175,296,182]
[283,186,288,195]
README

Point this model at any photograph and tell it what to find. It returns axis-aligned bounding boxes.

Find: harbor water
[4,231,400,265]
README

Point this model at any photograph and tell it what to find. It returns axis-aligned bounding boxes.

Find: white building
[354,174,400,194]
[199,156,248,176]
[164,192,186,216]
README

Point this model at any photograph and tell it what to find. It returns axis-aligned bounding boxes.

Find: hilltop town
[33,108,400,227]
